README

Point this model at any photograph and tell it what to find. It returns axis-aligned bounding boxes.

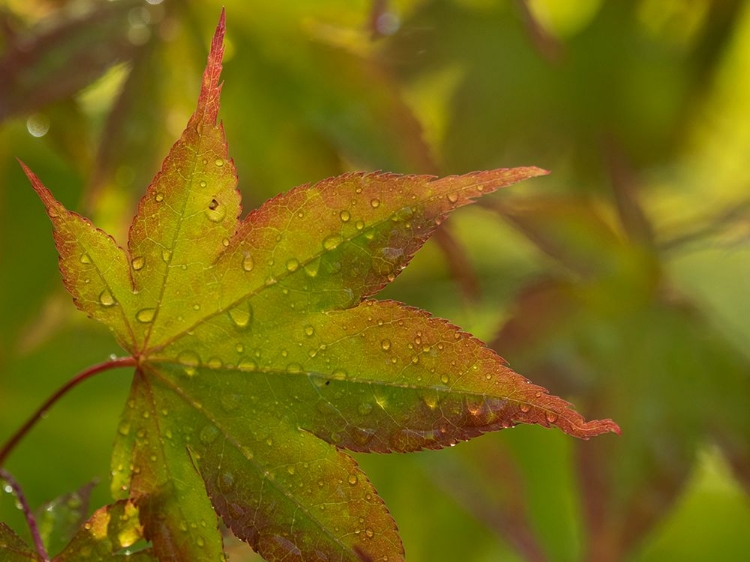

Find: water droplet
[132,256,145,270]
[238,358,257,372]
[411,355,419,364]
[380,339,391,351]
[228,302,252,328]
[136,308,156,323]
[161,249,171,263]
[196,536,205,547]
[348,474,358,486]
[323,234,343,251]
[545,412,558,423]
[476,184,485,192]
[118,421,130,436]
[266,437,273,446]
[370,198,381,208]
[80,253,92,264]
[358,402,373,416]
[214,158,224,167]
[235,343,244,353]
[286,258,299,272]
[287,466,296,475]
[241,253,254,272]
[287,363,303,374]
[155,193,164,202]
[355,220,365,231]
[207,357,223,369]
[332,369,347,380]
[177,350,201,376]
[304,325,315,337]
[222,238,230,247]
[520,404,530,413]
[99,289,115,307]
[365,528,374,538]
[200,425,219,444]
[339,210,351,222]
[205,199,226,222]
[447,192,459,203]
[199,180,207,188]
[440,374,450,385]
[304,258,321,277]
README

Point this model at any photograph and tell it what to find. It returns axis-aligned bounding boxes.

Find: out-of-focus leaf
[35,481,95,556]
[0,0,150,122]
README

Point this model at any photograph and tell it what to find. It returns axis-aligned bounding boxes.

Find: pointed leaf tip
[192,8,226,127]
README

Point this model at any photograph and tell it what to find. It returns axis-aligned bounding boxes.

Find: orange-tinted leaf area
[22,11,619,562]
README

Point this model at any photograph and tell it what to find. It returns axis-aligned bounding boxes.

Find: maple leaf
[21,11,619,562]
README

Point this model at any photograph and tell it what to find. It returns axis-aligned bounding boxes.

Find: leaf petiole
[0,468,50,561]
[0,356,137,467]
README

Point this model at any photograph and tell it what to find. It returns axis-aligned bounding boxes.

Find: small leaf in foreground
[22,10,619,562]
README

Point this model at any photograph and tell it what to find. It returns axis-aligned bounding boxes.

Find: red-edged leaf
[25,11,619,562]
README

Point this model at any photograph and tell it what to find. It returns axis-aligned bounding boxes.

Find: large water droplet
[241,253,254,272]
[205,199,226,222]
[155,193,164,202]
[447,192,459,204]
[370,198,381,208]
[228,302,252,328]
[207,356,223,370]
[286,258,299,272]
[132,256,145,271]
[214,158,225,167]
[99,289,116,307]
[348,474,358,486]
[177,350,201,376]
[323,235,343,251]
[136,308,156,323]
[355,220,365,230]
[238,358,257,372]
[339,210,351,222]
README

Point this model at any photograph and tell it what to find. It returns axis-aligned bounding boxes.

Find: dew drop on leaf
[177,350,201,376]
[304,257,321,277]
[332,368,347,380]
[205,199,226,222]
[238,358,257,372]
[47,207,60,218]
[214,158,224,167]
[546,412,558,423]
[440,374,450,385]
[287,363,303,374]
[304,325,314,337]
[242,253,254,272]
[80,253,92,264]
[132,256,145,270]
[348,474,358,486]
[447,192,459,204]
[118,421,131,436]
[286,258,300,272]
[99,289,116,307]
[199,180,207,188]
[520,404,531,413]
[355,220,365,230]
[161,249,171,263]
[323,234,343,251]
[155,193,164,202]
[136,308,156,323]
[228,301,252,328]
[339,210,351,222]
[370,198,380,208]
[207,356,223,369]
[380,339,391,351]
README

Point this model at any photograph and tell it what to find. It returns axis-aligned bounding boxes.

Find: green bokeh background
[1,1,750,560]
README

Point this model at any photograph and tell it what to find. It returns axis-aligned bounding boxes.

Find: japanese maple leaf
[22,11,619,562]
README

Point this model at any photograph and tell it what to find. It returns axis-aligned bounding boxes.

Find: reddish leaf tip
[18,159,58,211]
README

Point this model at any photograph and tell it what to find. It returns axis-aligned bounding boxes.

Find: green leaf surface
[23,12,619,562]
[0,522,40,561]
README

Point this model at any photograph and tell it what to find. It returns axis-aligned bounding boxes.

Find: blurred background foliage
[1,0,750,560]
